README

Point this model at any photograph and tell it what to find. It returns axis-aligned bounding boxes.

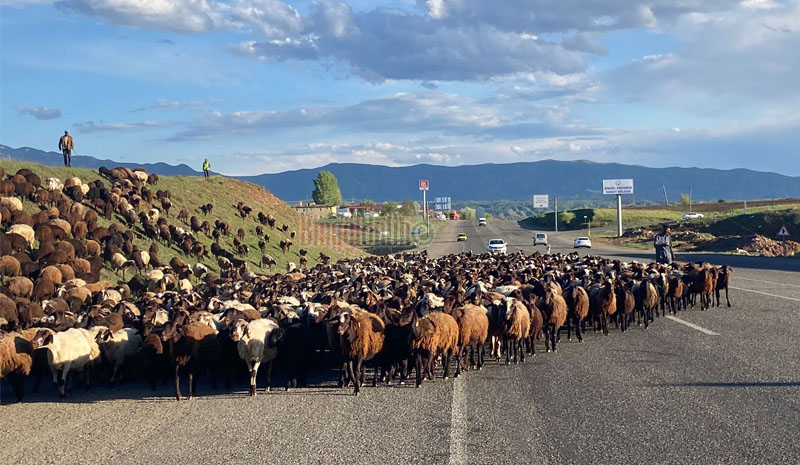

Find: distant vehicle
[533,233,548,246]
[683,212,704,220]
[478,217,487,226]
[574,237,592,249]
[457,233,467,242]
[487,238,507,253]
[450,210,460,220]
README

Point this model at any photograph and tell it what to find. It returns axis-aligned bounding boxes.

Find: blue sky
[1,0,799,175]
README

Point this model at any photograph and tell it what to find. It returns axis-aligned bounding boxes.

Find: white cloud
[59,0,224,33]
[15,105,62,120]
[74,120,173,133]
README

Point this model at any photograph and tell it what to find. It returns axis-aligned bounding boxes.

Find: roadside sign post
[603,179,634,237]
[554,198,558,232]
[778,225,790,257]
[419,180,430,238]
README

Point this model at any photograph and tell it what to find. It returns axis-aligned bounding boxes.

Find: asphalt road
[2,220,799,464]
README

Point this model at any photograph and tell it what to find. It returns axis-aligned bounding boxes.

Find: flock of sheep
[0,164,733,402]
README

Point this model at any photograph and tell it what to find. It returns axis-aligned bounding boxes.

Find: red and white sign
[419,179,429,191]
[777,225,790,237]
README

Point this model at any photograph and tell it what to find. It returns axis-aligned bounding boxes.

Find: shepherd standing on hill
[654,224,675,264]
[202,158,210,179]
[58,130,73,167]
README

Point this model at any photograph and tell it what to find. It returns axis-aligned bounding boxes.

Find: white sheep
[64,177,82,188]
[96,327,142,385]
[0,197,23,212]
[179,278,193,291]
[80,184,90,195]
[230,318,283,396]
[8,224,35,246]
[147,208,160,223]
[192,263,208,278]
[31,327,102,397]
[133,171,149,182]
[43,177,64,192]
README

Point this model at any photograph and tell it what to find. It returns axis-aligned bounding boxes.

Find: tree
[359,199,376,206]
[382,201,399,215]
[484,213,494,220]
[459,207,476,220]
[679,193,690,206]
[312,171,343,206]
[399,198,419,216]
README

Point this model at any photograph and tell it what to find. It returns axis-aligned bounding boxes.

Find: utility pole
[689,185,692,212]
[616,194,623,237]
[554,198,558,232]
[422,188,428,238]
[662,184,669,207]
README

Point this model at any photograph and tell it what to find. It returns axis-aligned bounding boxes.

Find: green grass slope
[1,160,366,284]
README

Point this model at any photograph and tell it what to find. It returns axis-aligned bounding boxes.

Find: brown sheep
[0,255,21,278]
[337,310,385,395]
[32,278,56,301]
[589,278,617,335]
[615,282,636,333]
[161,319,220,401]
[0,331,34,402]
[502,297,531,363]
[715,265,732,308]
[451,303,488,375]
[563,285,589,342]
[412,311,459,386]
[7,276,34,299]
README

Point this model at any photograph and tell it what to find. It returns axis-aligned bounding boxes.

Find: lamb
[95,327,143,385]
[31,327,102,397]
[338,309,385,395]
[539,282,568,352]
[0,331,34,402]
[229,318,285,396]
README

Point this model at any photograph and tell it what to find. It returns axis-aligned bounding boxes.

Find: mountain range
[0,144,201,176]
[4,144,800,203]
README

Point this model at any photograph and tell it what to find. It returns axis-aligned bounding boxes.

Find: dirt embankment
[610,209,800,257]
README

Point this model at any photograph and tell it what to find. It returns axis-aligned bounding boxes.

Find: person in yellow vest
[58,130,74,167]
[202,158,211,178]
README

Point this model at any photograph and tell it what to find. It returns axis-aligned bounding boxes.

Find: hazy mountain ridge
[3,144,799,203]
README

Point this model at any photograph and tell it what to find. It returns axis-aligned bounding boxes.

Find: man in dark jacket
[58,130,73,167]
[654,225,675,264]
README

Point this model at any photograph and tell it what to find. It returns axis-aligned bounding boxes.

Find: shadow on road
[648,381,800,388]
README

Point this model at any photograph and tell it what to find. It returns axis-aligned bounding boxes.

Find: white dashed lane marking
[665,315,720,336]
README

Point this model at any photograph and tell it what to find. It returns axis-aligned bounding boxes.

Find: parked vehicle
[683,212,704,220]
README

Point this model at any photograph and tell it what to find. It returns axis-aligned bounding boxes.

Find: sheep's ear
[267,328,285,347]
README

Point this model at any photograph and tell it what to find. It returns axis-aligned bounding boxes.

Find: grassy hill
[1,160,366,284]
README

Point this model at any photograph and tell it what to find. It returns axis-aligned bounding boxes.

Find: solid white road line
[729,286,800,302]
[448,378,467,465]
[665,315,720,336]
[733,277,800,288]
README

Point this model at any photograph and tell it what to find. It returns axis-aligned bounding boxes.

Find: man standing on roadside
[58,130,73,167]
[654,224,675,264]
[202,158,211,179]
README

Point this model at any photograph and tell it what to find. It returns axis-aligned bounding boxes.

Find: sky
[1,0,799,176]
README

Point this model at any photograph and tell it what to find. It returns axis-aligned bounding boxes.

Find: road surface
[1,220,798,464]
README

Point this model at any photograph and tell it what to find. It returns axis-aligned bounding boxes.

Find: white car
[487,238,507,253]
[683,212,704,220]
[533,233,548,246]
[574,237,592,248]
[478,217,487,226]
